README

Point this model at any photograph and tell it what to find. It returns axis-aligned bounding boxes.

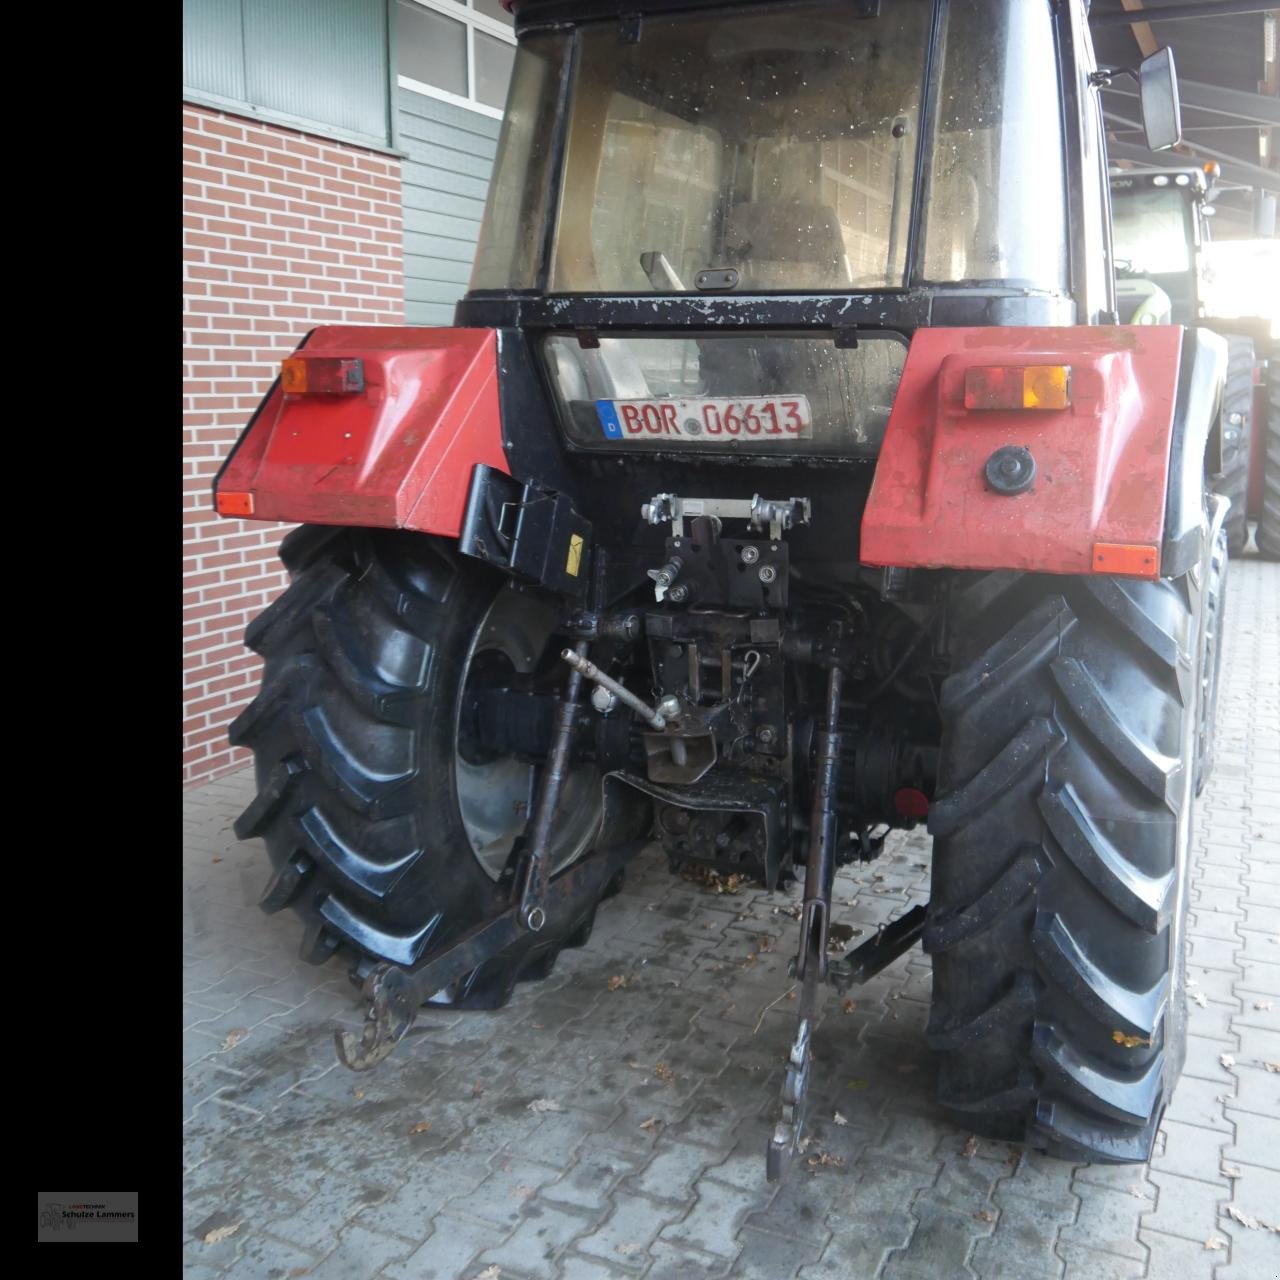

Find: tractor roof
[502,0,876,25]
[1109,166,1210,196]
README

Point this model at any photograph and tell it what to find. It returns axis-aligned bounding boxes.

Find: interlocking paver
[295,1223,413,1280]
[658,1175,759,1257]
[473,1201,598,1276]
[968,1192,1075,1279]
[1058,1242,1147,1280]
[571,1190,683,1271]
[182,558,1280,1278]
[1140,1170,1227,1243]
[626,1139,715,1202]
[379,1212,512,1280]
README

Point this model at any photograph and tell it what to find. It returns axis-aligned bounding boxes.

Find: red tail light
[281,356,365,396]
[963,365,1071,411]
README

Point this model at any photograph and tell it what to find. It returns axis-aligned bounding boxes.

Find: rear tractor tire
[229,525,646,1009]
[1258,368,1280,561]
[925,564,1202,1162]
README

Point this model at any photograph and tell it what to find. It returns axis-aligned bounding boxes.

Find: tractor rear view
[1110,164,1280,558]
[215,0,1229,1178]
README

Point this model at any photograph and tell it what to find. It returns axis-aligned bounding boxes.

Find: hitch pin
[560,649,666,730]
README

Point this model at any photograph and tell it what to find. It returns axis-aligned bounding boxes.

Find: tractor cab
[464,0,1109,452]
[1109,165,1215,326]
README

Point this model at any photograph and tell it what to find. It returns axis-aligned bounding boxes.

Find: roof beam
[1092,1,1278,25]
[1106,130,1280,189]
[1119,0,1158,58]
[1103,77,1280,127]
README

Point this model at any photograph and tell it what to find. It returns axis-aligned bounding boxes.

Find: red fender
[214,326,508,537]
[860,326,1185,578]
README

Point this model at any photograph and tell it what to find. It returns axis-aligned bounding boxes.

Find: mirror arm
[1089,66,1138,89]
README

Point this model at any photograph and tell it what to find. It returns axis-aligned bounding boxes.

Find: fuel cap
[985,446,1036,496]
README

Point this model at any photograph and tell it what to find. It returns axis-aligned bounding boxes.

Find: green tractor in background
[1110,165,1279,558]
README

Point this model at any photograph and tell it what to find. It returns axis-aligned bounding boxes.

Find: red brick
[182,102,402,785]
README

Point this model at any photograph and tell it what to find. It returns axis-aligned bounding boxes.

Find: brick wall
[183,105,404,786]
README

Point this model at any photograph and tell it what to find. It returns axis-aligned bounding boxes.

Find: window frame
[395,0,517,120]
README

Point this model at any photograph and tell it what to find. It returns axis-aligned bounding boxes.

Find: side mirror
[1139,48,1182,151]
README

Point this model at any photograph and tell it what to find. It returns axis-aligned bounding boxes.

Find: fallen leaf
[203,1222,242,1245]
[1112,1030,1151,1049]
[1204,1237,1228,1251]
[846,1079,870,1091]
[639,1116,661,1132]
[607,975,628,991]
[833,1111,848,1127]
[288,1269,310,1278]
[353,1089,365,1101]
[1226,1204,1260,1229]
[531,1023,544,1030]
[211,857,223,864]
[975,1209,996,1224]
[842,999,856,1014]
[1191,992,1208,1008]
[220,1029,248,1051]
[474,1267,502,1280]
[409,1121,431,1134]
[1254,1000,1273,1011]
[1220,1053,1236,1070]
[526,1098,563,1114]
[680,865,746,894]
[513,1186,533,1200]
[471,1083,485,1098]
[616,1243,645,1257]
[806,1151,846,1170]
[798,1135,814,1153]
[654,1061,675,1084]
[962,1135,978,1159]
[1265,1061,1279,1074]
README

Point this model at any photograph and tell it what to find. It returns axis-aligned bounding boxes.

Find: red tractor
[215,0,1229,1178]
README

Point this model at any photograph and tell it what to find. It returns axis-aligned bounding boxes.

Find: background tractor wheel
[1215,336,1254,557]
[229,526,646,1009]
[1194,523,1227,797]
[1258,369,1280,560]
[925,564,1201,1162]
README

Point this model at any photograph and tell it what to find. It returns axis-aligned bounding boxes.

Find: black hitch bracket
[459,463,592,599]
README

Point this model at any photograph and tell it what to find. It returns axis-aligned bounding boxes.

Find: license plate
[596,395,813,442]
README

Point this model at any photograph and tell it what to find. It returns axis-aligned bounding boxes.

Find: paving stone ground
[184,557,1280,1280]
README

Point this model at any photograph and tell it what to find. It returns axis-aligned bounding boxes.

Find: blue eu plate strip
[595,400,623,439]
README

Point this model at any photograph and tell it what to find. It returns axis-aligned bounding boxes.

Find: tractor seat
[721,201,852,289]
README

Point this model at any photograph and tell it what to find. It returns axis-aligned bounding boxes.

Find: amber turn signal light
[964,365,1071,411]
[281,356,365,396]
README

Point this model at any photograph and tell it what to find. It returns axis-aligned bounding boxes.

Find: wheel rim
[454,588,603,881]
